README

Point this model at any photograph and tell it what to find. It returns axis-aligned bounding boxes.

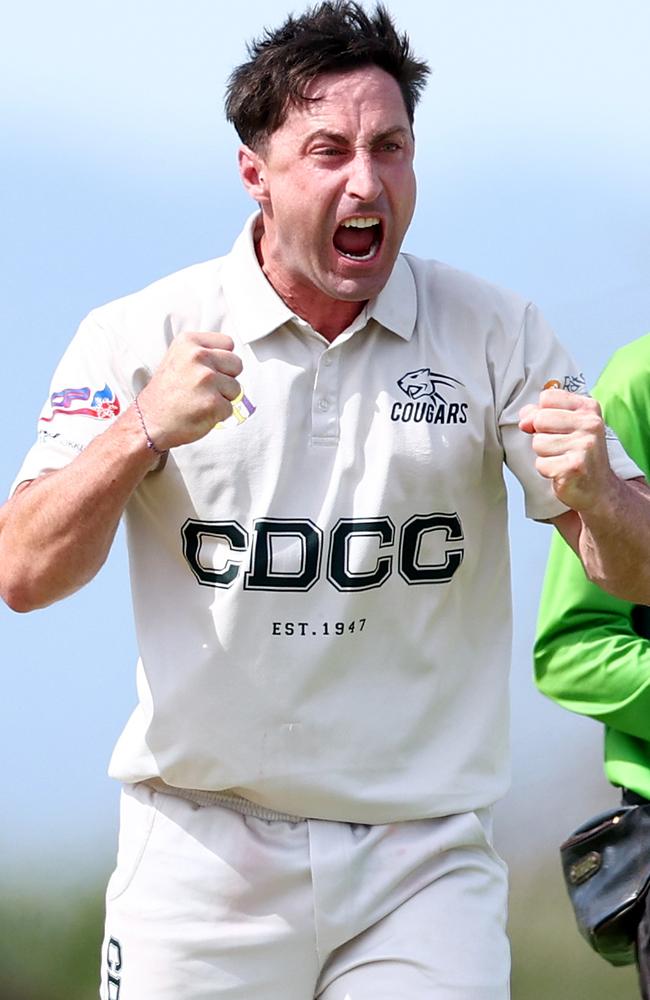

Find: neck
[254,231,366,343]
[290,298,366,343]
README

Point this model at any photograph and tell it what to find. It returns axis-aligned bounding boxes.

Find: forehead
[279,65,411,138]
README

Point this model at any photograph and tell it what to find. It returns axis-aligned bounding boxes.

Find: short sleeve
[496,303,641,520]
[10,311,144,494]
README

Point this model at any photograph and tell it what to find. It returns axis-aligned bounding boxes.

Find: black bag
[560,803,650,966]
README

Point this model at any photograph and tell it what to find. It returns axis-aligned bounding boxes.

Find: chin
[330,271,390,302]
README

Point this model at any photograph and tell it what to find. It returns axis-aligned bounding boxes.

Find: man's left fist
[519,389,615,512]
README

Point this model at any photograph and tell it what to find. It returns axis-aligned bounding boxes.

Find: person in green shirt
[535,332,650,996]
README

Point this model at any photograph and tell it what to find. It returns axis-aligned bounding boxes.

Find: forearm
[0,405,157,612]
[570,476,650,602]
[1,329,242,612]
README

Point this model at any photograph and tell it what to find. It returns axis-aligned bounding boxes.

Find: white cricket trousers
[100,783,510,999]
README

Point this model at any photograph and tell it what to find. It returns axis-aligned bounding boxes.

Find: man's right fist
[135,331,243,450]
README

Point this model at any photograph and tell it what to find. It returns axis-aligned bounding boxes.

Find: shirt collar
[369,251,417,341]
[222,212,417,344]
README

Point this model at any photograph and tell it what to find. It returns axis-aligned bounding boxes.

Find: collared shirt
[12,214,641,823]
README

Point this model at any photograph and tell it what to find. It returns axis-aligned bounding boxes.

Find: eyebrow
[305,125,412,146]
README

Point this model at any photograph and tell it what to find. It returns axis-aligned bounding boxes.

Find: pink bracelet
[133,395,168,458]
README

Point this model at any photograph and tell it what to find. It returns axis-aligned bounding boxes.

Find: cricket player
[1,4,650,998]
[536,333,650,997]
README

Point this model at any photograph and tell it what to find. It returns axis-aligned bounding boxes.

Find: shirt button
[318,398,330,412]
[322,354,333,367]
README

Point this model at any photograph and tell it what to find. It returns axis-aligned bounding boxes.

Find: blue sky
[1,0,650,881]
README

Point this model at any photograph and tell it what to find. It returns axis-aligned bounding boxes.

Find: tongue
[333,224,377,256]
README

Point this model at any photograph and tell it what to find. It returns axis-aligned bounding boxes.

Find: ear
[238,145,270,203]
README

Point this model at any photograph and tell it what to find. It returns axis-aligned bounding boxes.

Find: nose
[345,150,382,203]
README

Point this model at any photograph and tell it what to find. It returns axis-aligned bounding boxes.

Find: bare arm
[519,389,650,602]
[0,331,242,612]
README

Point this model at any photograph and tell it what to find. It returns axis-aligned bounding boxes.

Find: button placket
[312,347,340,443]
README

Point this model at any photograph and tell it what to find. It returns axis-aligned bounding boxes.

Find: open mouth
[333,216,383,261]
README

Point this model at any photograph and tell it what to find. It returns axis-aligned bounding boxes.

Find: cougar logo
[397,369,464,403]
[392,369,468,425]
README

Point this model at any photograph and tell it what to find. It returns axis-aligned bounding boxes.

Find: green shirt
[535,333,650,796]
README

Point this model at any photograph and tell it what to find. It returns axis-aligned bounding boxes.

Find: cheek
[408,166,417,200]
[391,170,416,223]
[279,189,320,236]
[269,197,307,246]
[401,165,417,199]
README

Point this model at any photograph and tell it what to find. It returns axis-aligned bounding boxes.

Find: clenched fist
[135,332,243,451]
[519,389,618,513]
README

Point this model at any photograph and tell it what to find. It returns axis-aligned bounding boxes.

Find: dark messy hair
[225,2,430,150]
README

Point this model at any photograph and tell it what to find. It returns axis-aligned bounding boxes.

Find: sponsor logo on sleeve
[40,383,121,422]
[543,373,587,393]
[563,373,587,393]
[214,388,256,430]
[391,369,467,424]
[37,429,84,453]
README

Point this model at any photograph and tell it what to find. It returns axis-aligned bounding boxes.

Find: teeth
[341,217,380,229]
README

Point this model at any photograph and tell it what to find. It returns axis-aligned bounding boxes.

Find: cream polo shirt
[13,214,641,823]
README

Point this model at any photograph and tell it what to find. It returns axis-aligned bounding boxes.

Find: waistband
[143,778,305,823]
